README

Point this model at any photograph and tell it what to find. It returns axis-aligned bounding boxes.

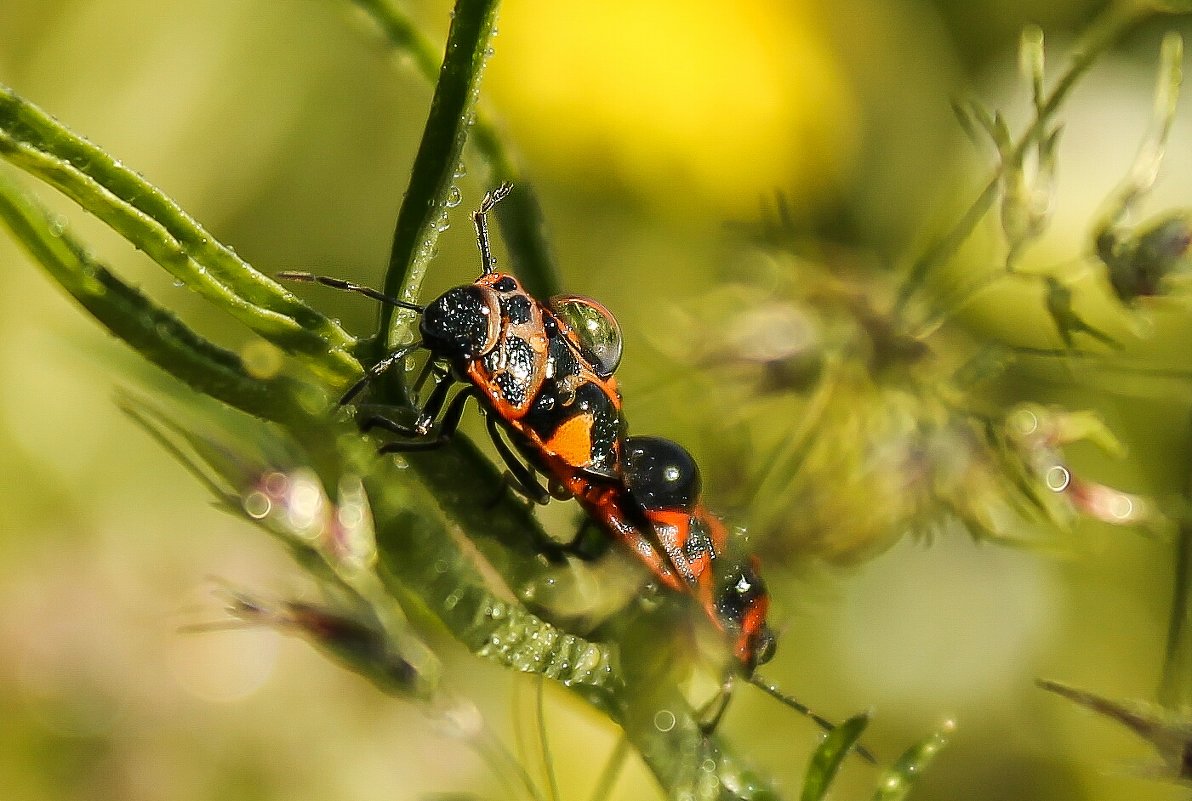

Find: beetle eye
[549,295,623,377]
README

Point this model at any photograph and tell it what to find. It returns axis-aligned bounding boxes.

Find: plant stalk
[1159,511,1192,708]
[377,0,501,353]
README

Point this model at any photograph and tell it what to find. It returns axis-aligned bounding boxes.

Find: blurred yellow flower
[487,0,859,213]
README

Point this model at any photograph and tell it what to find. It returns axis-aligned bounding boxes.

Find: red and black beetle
[280,183,626,502]
[281,187,868,755]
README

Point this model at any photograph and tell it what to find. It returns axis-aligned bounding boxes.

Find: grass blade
[801,712,871,801]
[871,721,953,801]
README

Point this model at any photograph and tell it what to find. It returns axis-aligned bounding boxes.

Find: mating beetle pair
[283,184,778,676]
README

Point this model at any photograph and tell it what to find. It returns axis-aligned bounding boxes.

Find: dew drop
[653,709,676,732]
[1108,494,1135,520]
[243,491,272,519]
[1045,465,1071,492]
[1010,408,1039,437]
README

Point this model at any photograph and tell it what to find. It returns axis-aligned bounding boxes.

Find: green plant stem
[1159,513,1192,708]
[349,0,443,79]
[894,3,1150,318]
[0,87,359,384]
[536,676,561,801]
[871,722,951,801]
[377,0,501,351]
[801,713,871,801]
[349,0,561,300]
[588,736,629,801]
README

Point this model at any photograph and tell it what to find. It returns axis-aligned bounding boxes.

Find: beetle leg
[340,342,423,406]
[411,375,454,435]
[559,517,613,562]
[696,675,737,734]
[365,388,476,453]
[485,415,551,505]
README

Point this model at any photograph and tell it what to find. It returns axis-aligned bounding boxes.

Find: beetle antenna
[277,271,425,313]
[748,674,877,764]
[474,182,514,276]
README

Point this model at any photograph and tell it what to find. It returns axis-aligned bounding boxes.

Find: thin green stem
[536,677,561,801]
[894,3,1150,318]
[470,721,549,801]
[587,736,629,801]
[377,0,502,352]
[349,0,442,80]
[349,0,561,299]
[1159,513,1192,708]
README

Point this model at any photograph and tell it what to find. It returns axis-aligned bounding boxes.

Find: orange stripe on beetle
[544,413,596,467]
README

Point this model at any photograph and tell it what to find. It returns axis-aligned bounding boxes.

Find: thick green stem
[349,0,561,300]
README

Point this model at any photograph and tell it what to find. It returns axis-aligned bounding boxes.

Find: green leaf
[0,85,360,384]
[871,721,953,801]
[0,171,310,422]
[801,712,871,801]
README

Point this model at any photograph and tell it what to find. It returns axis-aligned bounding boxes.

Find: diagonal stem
[1159,507,1192,708]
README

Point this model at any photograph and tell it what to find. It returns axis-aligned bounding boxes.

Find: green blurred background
[2,1,1192,799]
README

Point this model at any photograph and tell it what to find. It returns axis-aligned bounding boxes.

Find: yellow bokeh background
[487,0,858,213]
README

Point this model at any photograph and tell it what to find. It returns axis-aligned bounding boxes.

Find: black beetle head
[419,286,501,362]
